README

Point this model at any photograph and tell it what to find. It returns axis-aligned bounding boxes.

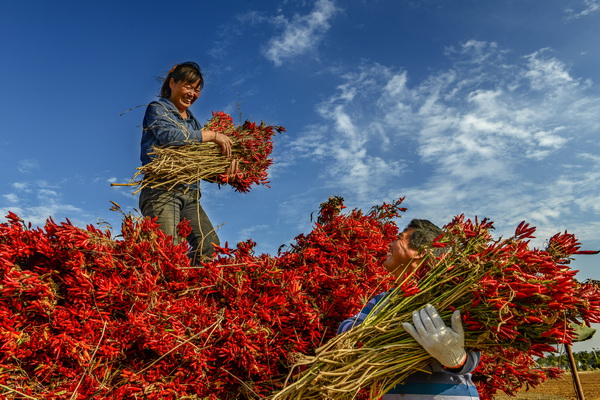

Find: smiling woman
[138,61,237,263]
[160,62,203,116]
[168,80,200,115]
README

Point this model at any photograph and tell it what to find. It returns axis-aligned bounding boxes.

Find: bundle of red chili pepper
[202,111,285,193]
[113,111,285,194]
[0,197,598,399]
[272,215,600,399]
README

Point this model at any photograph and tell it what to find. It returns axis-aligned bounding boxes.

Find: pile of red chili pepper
[446,218,599,398]
[0,197,598,399]
[204,111,285,193]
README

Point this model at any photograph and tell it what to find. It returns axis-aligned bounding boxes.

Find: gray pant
[139,186,220,262]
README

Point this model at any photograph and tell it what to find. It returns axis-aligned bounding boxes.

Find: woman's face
[169,78,201,113]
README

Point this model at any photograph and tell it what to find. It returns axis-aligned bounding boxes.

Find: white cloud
[12,182,30,191]
[236,224,270,245]
[262,0,339,66]
[281,63,406,202]
[3,193,19,203]
[283,41,600,247]
[0,203,83,226]
[0,181,85,226]
[17,159,39,173]
[38,188,59,198]
[564,0,600,19]
[445,40,503,66]
[524,49,575,91]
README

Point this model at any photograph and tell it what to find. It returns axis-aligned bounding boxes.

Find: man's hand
[402,304,467,369]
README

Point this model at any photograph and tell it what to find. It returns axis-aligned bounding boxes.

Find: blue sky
[1,0,599,352]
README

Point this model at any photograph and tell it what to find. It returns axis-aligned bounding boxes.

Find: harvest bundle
[116,111,285,194]
[271,217,600,399]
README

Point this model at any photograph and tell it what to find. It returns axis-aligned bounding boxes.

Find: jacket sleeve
[143,101,203,146]
[439,351,481,375]
[337,292,388,334]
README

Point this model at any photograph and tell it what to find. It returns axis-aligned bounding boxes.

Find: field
[495,371,600,400]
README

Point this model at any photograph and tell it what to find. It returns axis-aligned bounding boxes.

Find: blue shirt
[338,292,481,400]
[140,97,203,166]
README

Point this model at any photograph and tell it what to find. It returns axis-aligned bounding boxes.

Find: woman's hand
[202,129,233,157]
[225,159,240,181]
[201,130,238,180]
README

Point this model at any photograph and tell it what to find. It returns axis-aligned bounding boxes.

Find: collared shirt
[338,292,481,400]
[140,97,203,166]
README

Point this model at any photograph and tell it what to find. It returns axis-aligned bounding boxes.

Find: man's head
[383,219,442,278]
[405,219,443,252]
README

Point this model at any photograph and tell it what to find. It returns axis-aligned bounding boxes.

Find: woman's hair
[160,61,204,98]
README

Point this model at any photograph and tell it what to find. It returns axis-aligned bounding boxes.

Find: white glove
[402,304,467,369]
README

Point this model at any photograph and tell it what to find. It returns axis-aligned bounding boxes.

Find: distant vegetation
[538,350,600,371]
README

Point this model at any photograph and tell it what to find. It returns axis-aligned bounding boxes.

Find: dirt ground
[494,371,600,400]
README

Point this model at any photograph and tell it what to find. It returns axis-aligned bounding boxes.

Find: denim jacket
[140,97,203,166]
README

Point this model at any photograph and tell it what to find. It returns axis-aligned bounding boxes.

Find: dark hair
[160,62,204,98]
[405,219,443,254]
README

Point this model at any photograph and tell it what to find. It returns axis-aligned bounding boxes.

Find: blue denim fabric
[140,97,203,166]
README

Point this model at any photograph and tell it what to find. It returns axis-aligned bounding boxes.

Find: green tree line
[537,350,600,371]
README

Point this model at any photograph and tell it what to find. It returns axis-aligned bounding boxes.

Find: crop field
[495,371,600,400]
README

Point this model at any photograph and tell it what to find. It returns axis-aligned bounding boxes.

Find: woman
[139,61,235,262]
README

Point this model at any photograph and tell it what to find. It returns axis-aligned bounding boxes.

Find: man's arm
[442,351,480,375]
[338,292,388,334]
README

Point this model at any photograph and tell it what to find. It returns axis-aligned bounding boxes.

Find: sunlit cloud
[0,180,85,226]
[3,193,18,203]
[284,40,600,245]
[0,202,84,226]
[17,159,39,174]
[12,182,30,191]
[262,0,339,66]
[564,0,600,19]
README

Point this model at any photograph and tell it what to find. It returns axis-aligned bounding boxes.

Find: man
[338,219,480,399]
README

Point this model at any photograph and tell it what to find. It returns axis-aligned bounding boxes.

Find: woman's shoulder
[145,98,178,116]
[147,97,173,109]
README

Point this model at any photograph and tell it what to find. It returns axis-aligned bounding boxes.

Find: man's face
[383,228,420,278]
